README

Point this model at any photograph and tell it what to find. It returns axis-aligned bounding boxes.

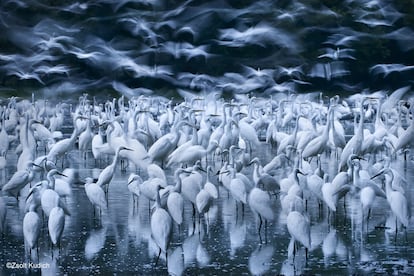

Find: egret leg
[192,203,196,218]
[292,240,296,261]
[395,217,398,243]
[155,248,161,266]
[305,247,308,263]
[258,215,263,233]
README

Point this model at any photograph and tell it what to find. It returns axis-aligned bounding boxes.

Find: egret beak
[350,155,365,161]
[57,172,67,177]
[217,170,230,175]
[121,147,133,151]
[25,188,36,202]
[371,169,384,180]
[297,169,306,176]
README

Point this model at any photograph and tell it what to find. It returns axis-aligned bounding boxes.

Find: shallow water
[0,134,413,275]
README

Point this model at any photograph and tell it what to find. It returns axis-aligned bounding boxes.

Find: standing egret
[248,177,274,234]
[23,206,41,255]
[351,160,386,228]
[395,102,414,154]
[147,163,167,185]
[196,188,213,221]
[181,162,204,217]
[41,169,70,217]
[203,166,218,199]
[127,173,142,207]
[84,177,107,218]
[1,161,38,200]
[97,146,132,195]
[0,111,9,157]
[48,206,65,249]
[196,167,217,224]
[167,168,186,225]
[250,157,280,194]
[78,114,94,159]
[148,121,188,166]
[16,117,37,172]
[229,168,247,213]
[151,185,173,266]
[263,153,289,174]
[91,124,111,161]
[166,143,217,168]
[302,107,332,159]
[287,208,311,261]
[372,168,410,238]
[47,115,86,164]
[237,113,260,148]
[338,99,367,172]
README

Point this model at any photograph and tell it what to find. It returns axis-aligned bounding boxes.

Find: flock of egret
[0,89,413,274]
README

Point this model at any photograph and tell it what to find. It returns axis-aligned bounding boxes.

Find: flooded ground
[0,131,413,275]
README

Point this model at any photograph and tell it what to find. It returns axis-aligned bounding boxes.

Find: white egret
[196,167,217,222]
[1,161,38,199]
[203,166,218,199]
[250,157,280,194]
[196,188,213,219]
[306,173,324,210]
[91,124,111,160]
[16,117,37,171]
[287,209,311,261]
[0,112,9,157]
[263,153,289,174]
[104,120,149,171]
[166,140,217,168]
[372,168,410,236]
[84,177,107,217]
[395,102,414,153]
[48,206,65,248]
[248,177,274,233]
[140,177,165,203]
[181,162,204,216]
[148,121,188,166]
[151,185,173,265]
[229,168,247,212]
[147,163,167,184]
[338,99,367,172]
[350,160,386,227]
[54,168,75,198]
[323,154,360,214]
[127,173,142,206]
[23,206,41,254]
[167,168,186,225]
[78,114,94,159]
[97,146,132,194]
[302,107,332,159]
[40,169,70,217]
[47,115,86,164]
